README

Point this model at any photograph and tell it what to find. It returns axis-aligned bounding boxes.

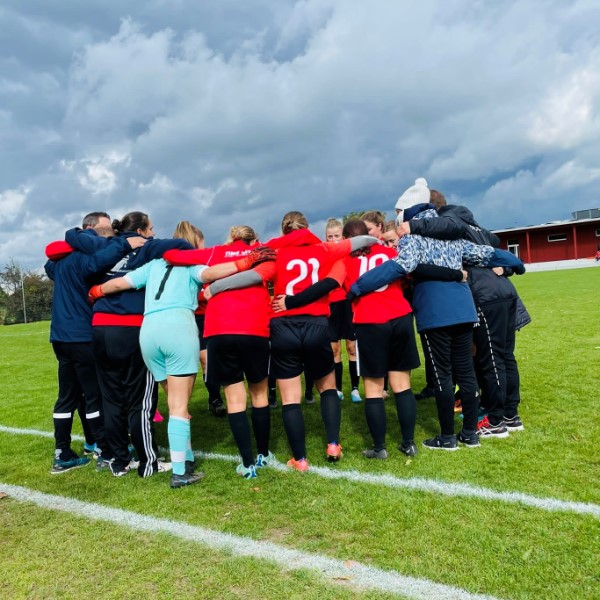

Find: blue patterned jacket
[349,209,525,332]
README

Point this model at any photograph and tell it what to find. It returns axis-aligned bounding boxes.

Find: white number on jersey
[285,258,320,295]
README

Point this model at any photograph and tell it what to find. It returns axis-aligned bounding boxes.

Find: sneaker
[170,471,205,488]
[398,441,418,457]
[362,448,389,459]
[50,456,90,474]
[157,459,172,473]
[504,415,525,431]
[208,397,227,417]
[255,451,275,468]
[350,389,363,403]
[422,435,459,451]
[477,416,509,438]
[326,442,343,462]
[286,457,309,471]
[304,393,315,405]
[96,457,113,471]
[337,390,344,400]
[454,399,463,413]
[109,462,131,477]
[415,386,434,401]
[457,430,481,448]
[129,458,140,470]
[236,463,258,479]
[83,443,99,458]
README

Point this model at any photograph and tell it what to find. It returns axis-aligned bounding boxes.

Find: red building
[493,208,600,263]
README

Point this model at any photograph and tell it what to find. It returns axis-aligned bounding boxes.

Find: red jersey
[267,229,353,318]
[202,241,273,338]
[341,246,411,324]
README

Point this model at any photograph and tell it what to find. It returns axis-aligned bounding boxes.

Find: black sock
[349,360,359,390]
[304,374,314,397]
[206,380,222,401]
[334,362,343,391]
[251,405,271,456]
[228,411,254,467]
[365,398,386,450]
[320,388,341,444]
[282,404,306,459]
[268,376,277,401]
[394,389,417,443]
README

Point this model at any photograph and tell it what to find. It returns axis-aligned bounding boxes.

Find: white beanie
[395,178,430,211]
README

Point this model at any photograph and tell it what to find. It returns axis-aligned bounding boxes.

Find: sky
[2,0,600,271]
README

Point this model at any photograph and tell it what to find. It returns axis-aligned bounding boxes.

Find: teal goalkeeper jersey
[124,258,207,316]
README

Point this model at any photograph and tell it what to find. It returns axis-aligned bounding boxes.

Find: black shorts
[354,314,420,378]
[205,335,270,386]
[194,314,207,351]
[270,316,334,380]
[328,300,355,342]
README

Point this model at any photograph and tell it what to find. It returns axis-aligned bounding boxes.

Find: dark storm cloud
[1,0,600,269]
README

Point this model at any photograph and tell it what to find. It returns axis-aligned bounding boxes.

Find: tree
[0,260,53,325]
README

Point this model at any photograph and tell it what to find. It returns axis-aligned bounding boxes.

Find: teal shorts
[139,309,200,382]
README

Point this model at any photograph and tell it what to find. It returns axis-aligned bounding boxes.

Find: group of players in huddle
[45,177,526,488]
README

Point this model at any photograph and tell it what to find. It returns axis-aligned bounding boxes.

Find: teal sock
[168,416,190,476]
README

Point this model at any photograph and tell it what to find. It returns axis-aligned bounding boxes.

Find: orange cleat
[286,457,309,472]
[326,443,343,462]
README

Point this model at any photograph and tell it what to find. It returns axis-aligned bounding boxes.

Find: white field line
[2,424,599,519]
[0,482,501,600]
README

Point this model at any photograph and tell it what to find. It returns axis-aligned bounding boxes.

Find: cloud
[3,0,600,269]
[0,187,29,225]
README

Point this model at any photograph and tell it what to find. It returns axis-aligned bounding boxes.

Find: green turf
[1,267,599,599]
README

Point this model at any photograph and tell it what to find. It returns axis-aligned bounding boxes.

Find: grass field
[1,267,599,599]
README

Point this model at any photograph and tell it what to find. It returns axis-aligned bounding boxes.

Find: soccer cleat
[236,463,258,479]
[454,399,463,413]
[83,443,99,458]
[350,389,363,403]
[268,394,278,409]
[457,430,481,448]
[415,386,434,401]
[255,451,276,468]
[96,457,112,471]
[286,457,310,472]
[208,397,227,417]
[170,472,205,488]
[50,456,90,474]
[398,441,418,457]
[153,409,164,423]
[109,462,131,477]
[326,442,343,462]
[422,435,459,451]
[157,459,172,473]
[477,416,509,438]
[304,392,315,405]
[362,448,389,459]
[337,390,344,400]
[504,415,525,431]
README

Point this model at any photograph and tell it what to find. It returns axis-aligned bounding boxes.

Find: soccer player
[267,211,379,470]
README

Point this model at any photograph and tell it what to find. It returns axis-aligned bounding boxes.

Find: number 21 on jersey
[285,258,320,295]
